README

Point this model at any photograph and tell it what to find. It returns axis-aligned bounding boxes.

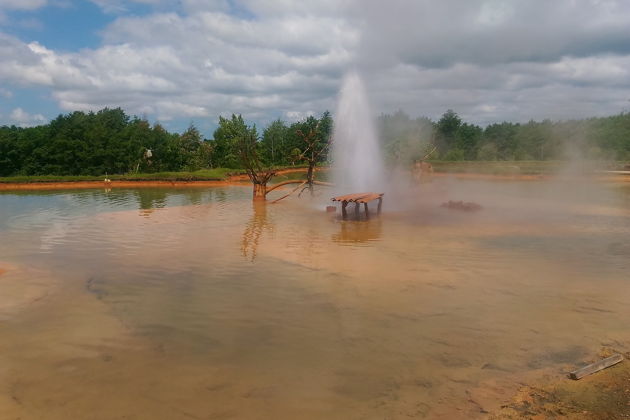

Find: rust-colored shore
[0,168,317,191]
[432,172,550,181]
[433,172,630,182]
[1,168,628,191]
[0,180,250,191]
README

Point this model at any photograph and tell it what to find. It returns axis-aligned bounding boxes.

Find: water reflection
[332,219,383,244]
[136,189,168,211]
[241,201,273,261]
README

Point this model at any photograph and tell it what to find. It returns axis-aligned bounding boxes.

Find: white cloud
[88,0,160,14]
[1,0,630,128]
[0,0,47,11]
[8,107,46,127]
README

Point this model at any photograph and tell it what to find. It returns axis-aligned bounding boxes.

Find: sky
[1,0,630,136]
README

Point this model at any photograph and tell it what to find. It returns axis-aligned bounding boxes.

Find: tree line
[1,107,629,177]
[380,109,630,165]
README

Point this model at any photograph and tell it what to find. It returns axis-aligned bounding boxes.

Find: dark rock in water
[441,200,482,212]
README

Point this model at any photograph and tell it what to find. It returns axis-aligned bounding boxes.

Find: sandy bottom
[0,263,58,320]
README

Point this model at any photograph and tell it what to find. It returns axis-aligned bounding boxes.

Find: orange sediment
[0,168,320,191]
[0,180,248,191]
[0,167,627,191]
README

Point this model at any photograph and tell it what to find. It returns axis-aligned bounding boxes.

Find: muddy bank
[433,172,630,183]
[2,169,627,192]
[489,348,630,419]
[0,168,316,191]
[0,180,247,191]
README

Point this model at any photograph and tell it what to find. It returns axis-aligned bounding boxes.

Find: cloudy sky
[1,0,629,135]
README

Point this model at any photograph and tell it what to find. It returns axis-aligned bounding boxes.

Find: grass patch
[431,161,566,175]
[0,167,314,184]
[0,168,235,183]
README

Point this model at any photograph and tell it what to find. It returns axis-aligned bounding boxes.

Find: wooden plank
[332,193,372,202]
[332,192,384,203]
[356,193,384,203]
[569,354,623,380]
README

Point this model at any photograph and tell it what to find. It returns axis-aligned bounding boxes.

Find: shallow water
[1,179,629,419]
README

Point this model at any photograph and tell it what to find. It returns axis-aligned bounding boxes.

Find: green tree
[261,119,288,165]
[215,114,274,199]
[435,109,462,157]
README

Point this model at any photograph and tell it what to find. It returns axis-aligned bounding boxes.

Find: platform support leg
[355,202,360,219]
[342,202,348,219]
[364,203,369,219]
[377,197,383,215]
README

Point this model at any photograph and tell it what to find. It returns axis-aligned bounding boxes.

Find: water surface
[1,179,629,419]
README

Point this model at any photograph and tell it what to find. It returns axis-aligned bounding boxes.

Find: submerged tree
[214,114,275,200]
[294,112,333,193]
[237,128,276,199]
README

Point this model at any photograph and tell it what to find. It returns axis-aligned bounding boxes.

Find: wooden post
[377,197,382,214]
[355,202,360,219]
[364,202,369,219]
[569,354,623,380]
[342,202,348,219]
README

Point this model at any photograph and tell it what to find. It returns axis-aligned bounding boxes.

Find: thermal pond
[1,177,630,419]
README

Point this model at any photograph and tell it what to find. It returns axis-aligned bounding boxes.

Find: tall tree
[215,114,275,199]
[261,119,288,165]
[435,109,462,156]
[293,112,333,193]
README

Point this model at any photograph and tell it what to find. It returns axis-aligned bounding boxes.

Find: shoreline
[0,168,315,191]
[488,348,630,419]
[433,172,630,182]
[0,180,249,191]
[1,172,629,191]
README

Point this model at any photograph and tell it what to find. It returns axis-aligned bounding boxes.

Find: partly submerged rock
[441,200,483,212]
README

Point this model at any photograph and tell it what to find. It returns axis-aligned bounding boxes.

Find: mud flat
[489,348,630,419]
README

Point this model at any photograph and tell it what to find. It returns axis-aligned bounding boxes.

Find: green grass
[0,168,234,183]
[0,167,315,184]
[431,160,630,175]
[431,160,567,175]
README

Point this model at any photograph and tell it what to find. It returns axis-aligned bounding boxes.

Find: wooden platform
[331,192,384,219]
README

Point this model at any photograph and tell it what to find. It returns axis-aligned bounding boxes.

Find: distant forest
[1,107,629,176]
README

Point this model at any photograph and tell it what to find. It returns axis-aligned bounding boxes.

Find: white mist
[331,71,386,194]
